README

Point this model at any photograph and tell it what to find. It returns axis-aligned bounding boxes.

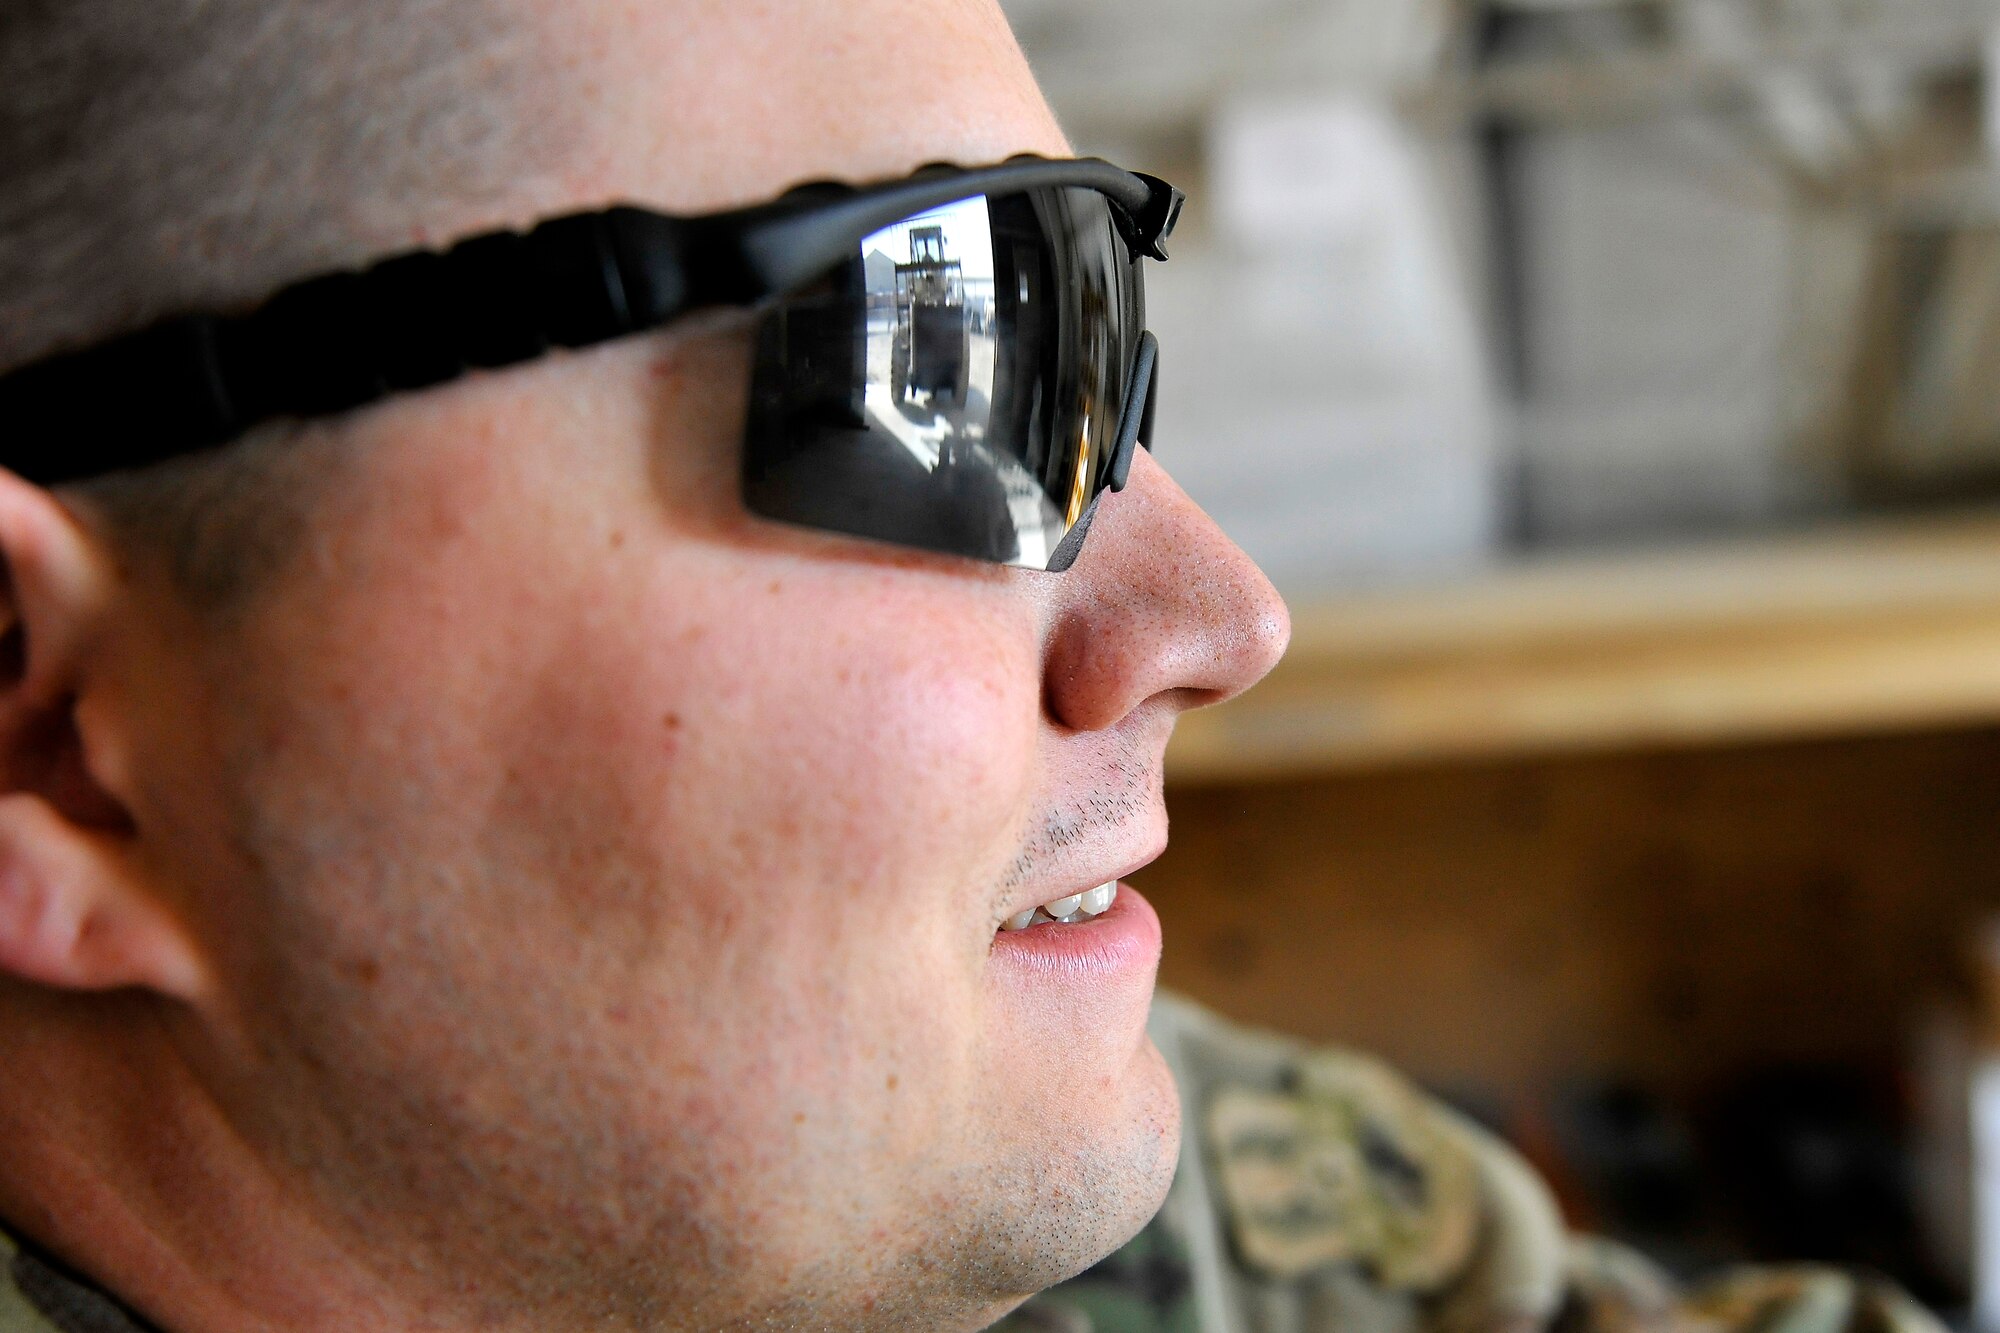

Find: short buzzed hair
[0,0,578,611]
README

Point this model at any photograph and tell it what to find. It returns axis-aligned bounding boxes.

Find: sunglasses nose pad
[1107,330,1158,494]
[1139,346,1158,454]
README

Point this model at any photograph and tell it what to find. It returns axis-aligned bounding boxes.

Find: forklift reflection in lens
[891,224,971,408]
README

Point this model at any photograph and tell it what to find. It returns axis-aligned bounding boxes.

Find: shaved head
[0,0,592,609]
[0,0,1063,367]
[0,0,575,366]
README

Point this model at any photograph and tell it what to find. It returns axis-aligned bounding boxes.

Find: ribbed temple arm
[0,206,679,485]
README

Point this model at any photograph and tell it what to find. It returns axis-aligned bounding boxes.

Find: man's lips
[995,849,1164,931]
[987,881,1163,978]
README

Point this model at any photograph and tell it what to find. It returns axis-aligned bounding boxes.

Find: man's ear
[0,470,207,1001]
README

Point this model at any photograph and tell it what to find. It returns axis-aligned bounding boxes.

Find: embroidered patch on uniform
[1206,1050,1479,1291]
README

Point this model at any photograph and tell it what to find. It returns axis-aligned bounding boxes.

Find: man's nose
[1042,449,1291,734]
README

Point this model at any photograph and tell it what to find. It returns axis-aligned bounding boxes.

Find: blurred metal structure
[996,1,2000,777]
[1005,0,2000,570]
[1441,0,1983,149]
[1002,0,1451,137]
[1007,0,1989,147]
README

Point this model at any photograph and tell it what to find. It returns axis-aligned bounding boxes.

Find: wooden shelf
[1166,509,2000,781]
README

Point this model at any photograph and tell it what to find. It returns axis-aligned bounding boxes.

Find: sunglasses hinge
[1122,175,1185,262]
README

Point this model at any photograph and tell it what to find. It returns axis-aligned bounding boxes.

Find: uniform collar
[0,1220,161,1333]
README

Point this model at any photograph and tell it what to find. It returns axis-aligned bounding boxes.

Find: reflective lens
[742,187,1147,570]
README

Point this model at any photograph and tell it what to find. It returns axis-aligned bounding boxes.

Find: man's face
[112,1,1287,1326]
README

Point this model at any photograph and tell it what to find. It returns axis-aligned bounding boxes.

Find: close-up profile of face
[17,2,1999,1333]
[0,1,1286,1330]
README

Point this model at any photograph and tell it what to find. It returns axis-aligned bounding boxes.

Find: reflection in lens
[858,199,1018,558]
[743,187,1142,570]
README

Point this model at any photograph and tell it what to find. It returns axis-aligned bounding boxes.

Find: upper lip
[998,846,1164,924]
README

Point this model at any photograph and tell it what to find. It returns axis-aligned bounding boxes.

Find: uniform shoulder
[1001,994,1947,1333]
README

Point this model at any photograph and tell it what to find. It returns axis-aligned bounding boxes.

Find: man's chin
[972,1033,1182,1301]
[770,1080,1180,1333]
[1078,1037,1182,1264]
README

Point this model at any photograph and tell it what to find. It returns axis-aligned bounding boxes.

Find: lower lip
[988,882,1162,978]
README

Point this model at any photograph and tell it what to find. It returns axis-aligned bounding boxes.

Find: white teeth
[1041,893,1084,919]
[998,882,1121,935]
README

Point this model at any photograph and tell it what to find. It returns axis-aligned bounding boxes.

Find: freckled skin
[7,2,1289,1331]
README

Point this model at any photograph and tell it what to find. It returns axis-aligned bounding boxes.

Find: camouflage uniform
[0,994,1951,1333]
[998,993,1947,1333]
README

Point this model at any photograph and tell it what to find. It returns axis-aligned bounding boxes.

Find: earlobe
[0,795,205,998]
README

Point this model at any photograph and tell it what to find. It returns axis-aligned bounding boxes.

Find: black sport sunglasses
[0,156,1184,573]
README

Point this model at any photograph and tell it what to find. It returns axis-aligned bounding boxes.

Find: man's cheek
[675,599,1037,874]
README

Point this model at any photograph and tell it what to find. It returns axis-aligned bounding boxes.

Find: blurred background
[999,0,2000,1315]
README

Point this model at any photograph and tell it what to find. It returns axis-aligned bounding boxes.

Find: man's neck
[0,993,453,1333]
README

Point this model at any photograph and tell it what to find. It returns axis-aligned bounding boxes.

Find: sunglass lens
[742,186,1144,570]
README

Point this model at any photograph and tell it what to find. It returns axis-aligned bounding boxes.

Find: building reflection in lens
[856,197,1051,565]
[744,189,1129,570]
